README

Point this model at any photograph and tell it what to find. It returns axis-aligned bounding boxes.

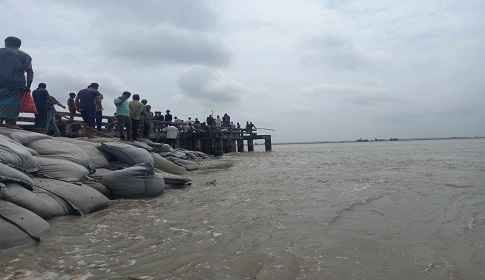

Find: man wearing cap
[0,36,34,128]
[75,82,101,138]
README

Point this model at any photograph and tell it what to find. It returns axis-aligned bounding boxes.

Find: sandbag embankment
[0,200,50,250]
[169,157,201,171]
[55,138,110,168]
[34,156,89,182]
[99,142,154,166]
[0,182,71,219]
[0,127,52,144]
[0,134,41,172]
[26,139,91,169]
[102,162,165,198]
[32,178,110,215]
[80,179,113,199]
[151,153,188,175]
[0,162,34,190]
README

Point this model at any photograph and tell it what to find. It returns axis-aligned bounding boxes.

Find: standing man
[32,83,64,133]
[95,92,104,131]
[67,92,76,120]
[129,94,144,141]
[162,124,179,148]
[0,36,33,129]
[164,110,172,125]
[143,104,153,139]
[45,96,65,136]
[114,91,132,141]
[75,82,101,138]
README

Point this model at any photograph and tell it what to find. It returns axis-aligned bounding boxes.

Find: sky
[1,0,484,142]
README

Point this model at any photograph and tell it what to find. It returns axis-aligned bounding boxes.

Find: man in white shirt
[162,125,179,148]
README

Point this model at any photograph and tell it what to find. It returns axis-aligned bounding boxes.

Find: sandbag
[0,200,50,250]
[55,138,110,168]
[32,178,110,215]
[0,134,41,172]
[34,156,89,182]
[102,162,164,198]
[185,151,197,160]
[158,144,174,153]
[0,162,33,190]
[99,142,154,166]
[0,127,52,144]
[151,153,188,175]
[80,179,113,199]
[170,157,200,171]
[155,170,191,188]
[26,139,91,168]
[0,182,71,219]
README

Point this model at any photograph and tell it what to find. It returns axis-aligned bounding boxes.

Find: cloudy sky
[2,0,484,142]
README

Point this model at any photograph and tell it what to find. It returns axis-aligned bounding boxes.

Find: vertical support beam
[214,138,224,157]
[237,139,244,152]
[193,138,201,151]
[247,138,254,152]
[175,139,180,149]
[264,136,272,151]
[230,139,237,152]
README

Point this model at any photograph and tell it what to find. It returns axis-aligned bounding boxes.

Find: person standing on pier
[129,94,144,141]
[45,96,65,136]
[0,36,34,129]
[206,114,213,126]
[67,92,76,120]
[75,82,101,138]
[95,93,103,131]
[162,124,179,148]
[114,91,132,141]
[164,110,172,125]
[143,104,153,139]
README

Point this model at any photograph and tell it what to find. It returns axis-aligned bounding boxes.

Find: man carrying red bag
[0,36,34,129]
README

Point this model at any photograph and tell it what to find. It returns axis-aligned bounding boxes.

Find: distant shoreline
[273,136,485,145]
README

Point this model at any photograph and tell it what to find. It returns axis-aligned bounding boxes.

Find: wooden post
[264,135,272,151]
[193,138,201,151]
[237,139,244,152]
[214,138,223,157]
[247,138,254,152]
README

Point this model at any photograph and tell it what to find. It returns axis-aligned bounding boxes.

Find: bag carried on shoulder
[18,91,38,114]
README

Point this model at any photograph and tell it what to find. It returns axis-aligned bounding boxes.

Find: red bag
[18,91,38,114]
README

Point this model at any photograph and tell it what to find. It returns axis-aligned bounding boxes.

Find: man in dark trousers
[32,83,65,133]
[75,82,101,138]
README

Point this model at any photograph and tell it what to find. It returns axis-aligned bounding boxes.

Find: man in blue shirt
[114,91,132,141]
[75,82,101,138]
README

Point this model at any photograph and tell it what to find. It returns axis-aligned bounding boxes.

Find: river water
[1,139,484,280]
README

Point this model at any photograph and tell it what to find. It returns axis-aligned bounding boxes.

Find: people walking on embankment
[0,36,34,129]
[114,91,132,141]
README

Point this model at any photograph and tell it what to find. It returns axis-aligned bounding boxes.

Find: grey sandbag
[81,179,113,199]
[151,152,188,175]
[0,200,50,250]
[0,127,52,144]
[185,151,197,160]
[155,169,191,188]
[102,162,165,198]
[0,162,33,190]
[26,139,91,168]
[32,178,110,214]
[0,134,41,172]
[0,182,71,219]
[55,138,110,168]
[34,156,89,182]
[158,144,174,153]
[99,142,154,166]
[169,157,201,171]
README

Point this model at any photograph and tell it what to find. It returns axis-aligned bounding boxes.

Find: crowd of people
[0,36,257,146]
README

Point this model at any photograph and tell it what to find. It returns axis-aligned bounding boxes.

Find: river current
[1,139,484,280]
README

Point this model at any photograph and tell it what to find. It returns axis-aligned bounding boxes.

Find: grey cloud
[177,65,244,104]
[99,26,231,66]
[300,34,376,71]
[57,0,219,31]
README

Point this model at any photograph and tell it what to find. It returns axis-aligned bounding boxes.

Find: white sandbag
[170,157,201,171]
[0,200,50,250]
[26,139,91,168]
[155,169,191,188]
[0,162,33,190]
[102,162,164,198]
[185,151,197,159]
[0,134,41,172]
[0,182,71,219]
[32,178,110,215]
[52,138,110,168]
[151,153,188,175]
[158,144,174,153]
[0,127,52,144]
[34,156,89,182]
[99,142,154,166]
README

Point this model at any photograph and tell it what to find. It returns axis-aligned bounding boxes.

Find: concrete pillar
[193,139,201,151]
[264,136,272,151]
[214,138,224,157]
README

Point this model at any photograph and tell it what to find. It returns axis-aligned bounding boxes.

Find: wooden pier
[16,112,272,156]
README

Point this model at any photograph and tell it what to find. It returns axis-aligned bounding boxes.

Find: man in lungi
[0,36,34,128]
